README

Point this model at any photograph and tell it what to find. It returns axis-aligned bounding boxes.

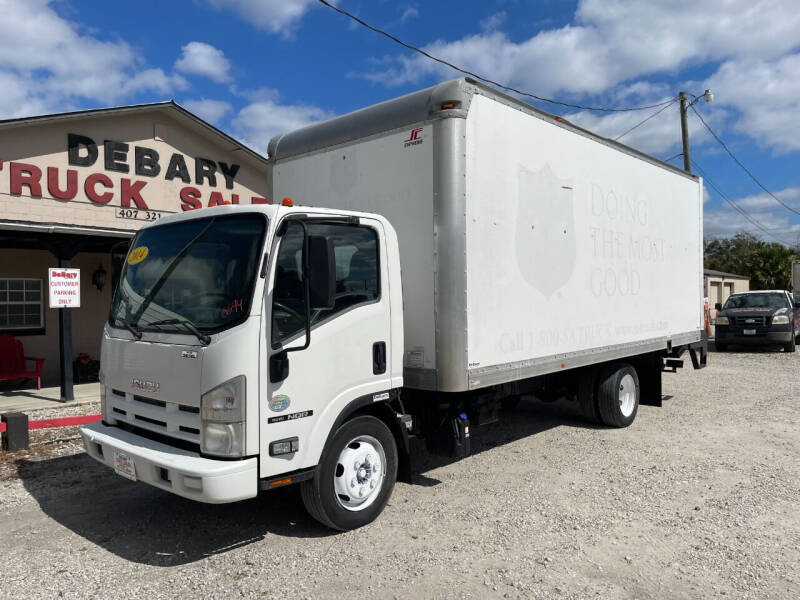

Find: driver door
[259,217,393,478]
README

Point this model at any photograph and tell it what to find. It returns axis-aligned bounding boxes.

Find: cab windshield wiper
[146,318,211,345]
[112,317,142,340]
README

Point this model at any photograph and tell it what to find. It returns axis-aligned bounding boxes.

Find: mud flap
[637,354,663,407]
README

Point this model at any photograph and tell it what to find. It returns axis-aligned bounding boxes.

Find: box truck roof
[267,77,696,183]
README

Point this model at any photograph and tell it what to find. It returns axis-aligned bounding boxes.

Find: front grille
[106,386,201,444]
[734,316,767,327]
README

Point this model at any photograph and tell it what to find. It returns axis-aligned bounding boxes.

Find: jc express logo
[403,127,425,148]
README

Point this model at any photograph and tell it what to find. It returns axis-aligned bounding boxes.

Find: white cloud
[203,0,333,35]
[182,98,233,124]
[175,41,232,83]
[706,53,800,153]
[0,0,186,118]
[480,11,506,33]
[361,0,800,97]
[703,186,800,244]
[231,89,333,154]
[400,6,419,24]
[731,187,800,211]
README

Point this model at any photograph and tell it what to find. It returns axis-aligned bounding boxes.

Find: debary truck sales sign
[49,268,81,308]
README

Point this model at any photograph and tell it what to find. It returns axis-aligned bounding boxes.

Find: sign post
[49,267,80,402]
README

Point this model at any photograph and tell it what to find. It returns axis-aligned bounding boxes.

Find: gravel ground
[0,350,797,599]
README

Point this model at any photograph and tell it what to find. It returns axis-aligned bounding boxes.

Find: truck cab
[82,204,407,530]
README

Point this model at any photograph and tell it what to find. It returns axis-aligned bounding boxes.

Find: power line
[690,104,800,216]
[316,0,677,113]
[692,158,793,245]
[614,99,677,141]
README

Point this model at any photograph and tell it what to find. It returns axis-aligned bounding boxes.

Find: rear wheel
[301,415,397,531]
[596,363,639,428]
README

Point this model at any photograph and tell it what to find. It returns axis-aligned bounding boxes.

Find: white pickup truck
[82,78,707,530]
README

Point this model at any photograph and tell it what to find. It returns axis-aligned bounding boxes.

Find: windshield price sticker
[127,246,149,265]
[48,268,81,308]
[117,208,162,222]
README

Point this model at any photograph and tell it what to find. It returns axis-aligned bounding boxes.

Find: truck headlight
[716,316,729,325]
[201,375,246,457]
[772,315,790,325]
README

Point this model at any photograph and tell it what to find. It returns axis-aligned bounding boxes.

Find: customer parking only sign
[48,268,81,308]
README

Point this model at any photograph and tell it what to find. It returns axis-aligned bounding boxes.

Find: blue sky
[2,0,799,245]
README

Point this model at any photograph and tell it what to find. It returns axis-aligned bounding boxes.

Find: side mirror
[714,303,722,311]
[270,350,290,383]
[308,235,335,310]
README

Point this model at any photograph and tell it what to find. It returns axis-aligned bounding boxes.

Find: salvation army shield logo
[515,164,576,299]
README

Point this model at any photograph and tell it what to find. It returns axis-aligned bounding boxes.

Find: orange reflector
[281,197,294,207]
[555,116,565,122]
[441,102,456,110]
[560,363,566,369]
[269,477,293,487]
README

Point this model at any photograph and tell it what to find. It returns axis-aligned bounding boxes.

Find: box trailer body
[268,78,705,392]
[81,78,707,531]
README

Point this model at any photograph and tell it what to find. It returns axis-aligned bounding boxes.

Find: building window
[0,278,44,333]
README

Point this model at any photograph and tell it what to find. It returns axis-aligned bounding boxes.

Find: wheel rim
[618,373,636,417]
[333,435,386,512]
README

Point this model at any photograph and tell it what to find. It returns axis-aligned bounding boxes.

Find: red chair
[0,334,45,390]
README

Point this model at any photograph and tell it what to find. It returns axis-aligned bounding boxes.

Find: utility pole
[678,89,713,174]
[679,91,691,173]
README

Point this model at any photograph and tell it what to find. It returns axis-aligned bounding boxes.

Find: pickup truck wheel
[596,363,639,428]
[301,415,397,531]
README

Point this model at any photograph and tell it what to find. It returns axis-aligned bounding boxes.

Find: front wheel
[301,415,398,531]
[784,334,796,353]
[596,363,640,428]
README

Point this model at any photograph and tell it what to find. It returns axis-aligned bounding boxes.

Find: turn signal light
[281,197,294,207]
[269,477,293,488]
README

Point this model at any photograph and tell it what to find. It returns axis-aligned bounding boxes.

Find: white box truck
[81,78,707,530]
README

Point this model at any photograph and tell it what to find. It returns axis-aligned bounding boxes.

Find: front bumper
[715,328,793,345]
[81,422,257,504]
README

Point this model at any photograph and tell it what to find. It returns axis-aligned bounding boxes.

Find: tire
[501,396,521,410]
[715,342,727,352]
[301,415,398,531]
[596,363,639,428]
[784,334,796,353]
[577,367,601,424]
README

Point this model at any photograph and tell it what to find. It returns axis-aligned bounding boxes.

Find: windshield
[110,214,267,334]
[723,293,789,310]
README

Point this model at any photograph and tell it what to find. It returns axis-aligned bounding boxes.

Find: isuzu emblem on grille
[131,378,160,393]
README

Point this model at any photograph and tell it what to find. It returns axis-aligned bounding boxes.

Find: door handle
[373,342,386,375]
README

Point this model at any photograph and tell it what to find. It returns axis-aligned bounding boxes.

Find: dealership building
[0,103,270,396]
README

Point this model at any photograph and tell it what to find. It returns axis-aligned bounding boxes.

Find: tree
[704,231,798,290]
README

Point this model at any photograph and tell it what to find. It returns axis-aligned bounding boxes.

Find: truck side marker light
[441,102,456,110]
[281,197,293,206]
[269,477,293,488]
[560,363,566,369]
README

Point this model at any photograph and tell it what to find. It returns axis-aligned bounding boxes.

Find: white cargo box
[269,78,704,392]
